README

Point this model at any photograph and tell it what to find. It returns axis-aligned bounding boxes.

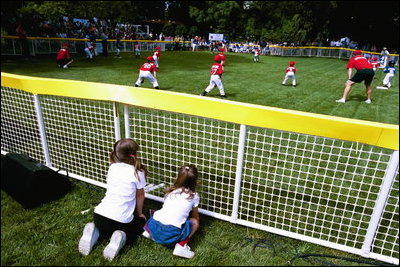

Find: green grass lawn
[1,52,398,266]
[1,50,398,125]
[1,173,391,266]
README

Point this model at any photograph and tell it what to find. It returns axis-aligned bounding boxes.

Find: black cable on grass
[241,236,396,267]
[288,253,398,267]
[77,180,105,193]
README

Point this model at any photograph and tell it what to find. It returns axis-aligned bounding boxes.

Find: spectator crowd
[3,14,397,56]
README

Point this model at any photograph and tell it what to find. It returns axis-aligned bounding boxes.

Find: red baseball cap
[214,55,221,62]
[289,61,296,66]
[62,42,69,47]
[155,46,161,50]
[353,50,362,55]
[146,56,154,61]
[218,47,224,52]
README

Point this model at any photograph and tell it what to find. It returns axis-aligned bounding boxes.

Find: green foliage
[1,28,8,45]
[19,1,69,23]
[162,23,176,36]
[8,1,347,43]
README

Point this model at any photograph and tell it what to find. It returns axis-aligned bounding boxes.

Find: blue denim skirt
[144,217,192,245]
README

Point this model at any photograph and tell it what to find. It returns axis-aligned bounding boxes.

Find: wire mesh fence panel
[239,126,394,253]
[39,95,115,184]
[127,105,240,216]
[1,86,45,162]
[371,169,399,260]
[1,74,398,264]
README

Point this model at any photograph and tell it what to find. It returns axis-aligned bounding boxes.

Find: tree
[189,1,244,39]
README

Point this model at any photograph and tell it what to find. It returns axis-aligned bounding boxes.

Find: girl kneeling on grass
[142,165,200,259]
[78,138,147,261]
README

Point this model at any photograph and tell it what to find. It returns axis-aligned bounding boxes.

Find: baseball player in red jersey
[153,46,161,69]
[336,49,375,104]
[253,47,261,62]
[282,61,297,87]
[135,56,159,89]
[215,47,226,66]
[56,42,73,68]
[369,56,380,72]
[200,56,226,98]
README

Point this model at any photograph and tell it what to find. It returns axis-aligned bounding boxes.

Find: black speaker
[1,153,72,209]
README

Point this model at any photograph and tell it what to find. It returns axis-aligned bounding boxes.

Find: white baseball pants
[282,72,296,86]
[205,75,225,95]
[135,71,159,88]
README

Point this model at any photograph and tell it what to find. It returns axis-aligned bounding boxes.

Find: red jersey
[370,62,380,69]
[56,48,71,60]
[139,62,158,72]
[210,63,224,75]
[346,55,373,70]
[16,25,27,39]
[153,51,161,58]
[285,66,296,73]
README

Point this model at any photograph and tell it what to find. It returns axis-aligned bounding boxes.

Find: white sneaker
[78,222,99,256]
[63,65,68,68]
[335,98,346,103]
[142,230,151,239]
[103,230,126,261]
[172,243,195,259]
[365,99,371,104]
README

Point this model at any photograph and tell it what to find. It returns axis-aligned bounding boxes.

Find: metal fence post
[124,104,130,138]
[33,94,52,167]
[113,102,121,141]
[361,150,399,256]
[230,124,247,223]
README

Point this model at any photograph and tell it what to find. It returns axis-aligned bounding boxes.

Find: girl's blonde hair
[110,138,147,179]
[165,165,198,199]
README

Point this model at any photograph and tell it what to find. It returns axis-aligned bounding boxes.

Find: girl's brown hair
[165,165,198,199]
[110,138,147,179]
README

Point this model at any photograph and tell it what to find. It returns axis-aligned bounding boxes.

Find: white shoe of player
[103,230,126,261]
[335,98,346,103]
[78,222,99,256]
[172,243,195,259]
[142,230,151,239]
[63,65,68,68]
[365,99,371,104]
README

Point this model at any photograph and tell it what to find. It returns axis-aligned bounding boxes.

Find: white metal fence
[1,76,398,264]
[0,37,190,56]
[2,37,399,64]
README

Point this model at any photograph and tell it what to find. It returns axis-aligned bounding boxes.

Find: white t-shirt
[94,163,146,223]
[153,188,200,228]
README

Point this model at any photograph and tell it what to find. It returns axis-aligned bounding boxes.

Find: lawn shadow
[347,94,365,102]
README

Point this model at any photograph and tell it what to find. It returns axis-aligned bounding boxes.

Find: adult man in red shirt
[336,50,375,104]
[56,43,74,68]
[134,56,159,89]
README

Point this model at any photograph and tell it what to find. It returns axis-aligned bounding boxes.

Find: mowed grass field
[1,50,398,125]
[1,172,394,267]
[1,51,398,266]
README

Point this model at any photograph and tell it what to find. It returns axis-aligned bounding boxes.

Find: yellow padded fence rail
[1,72,398,150]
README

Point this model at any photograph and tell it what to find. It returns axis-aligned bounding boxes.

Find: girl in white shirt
[78,138,147,261]
[143,165,200,259]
